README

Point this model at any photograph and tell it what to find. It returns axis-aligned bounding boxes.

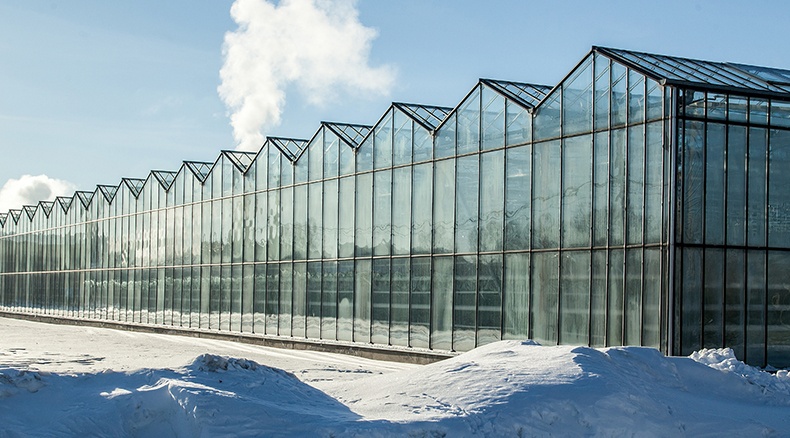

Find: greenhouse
[1,46,790,367]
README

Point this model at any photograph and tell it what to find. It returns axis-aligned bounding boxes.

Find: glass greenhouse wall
[1,46,789,367]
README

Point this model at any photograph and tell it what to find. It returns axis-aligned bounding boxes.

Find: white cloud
[0,174,77,212]
[218,0,396,151]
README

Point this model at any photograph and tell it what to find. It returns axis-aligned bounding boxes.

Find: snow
[1,317,789,437]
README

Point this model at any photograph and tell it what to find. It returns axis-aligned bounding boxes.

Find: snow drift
[2,339,789,437]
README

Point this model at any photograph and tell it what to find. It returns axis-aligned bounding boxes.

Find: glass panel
[374,111,393,169]
[707,93,727,120]
[323,131,339,178]
[354,259,371,343]
[626,124,645,245]
[642,248,661,348]
[453,255,476,351]
[457,87,480,155]
[562,134,592,248]
[293,185,308,260]
[532,140,560,249]
[431,256,453,350]
[645,78,662,122]
[371,258,390,344]
[455,155,479,254]
[265,263,279,335]
[746,251,766,366]
[727,125,747,246]
[505,145,530,250]
[279,263,292,336]
[624,249,642,345]
[393,110,412,166]
[770,100,790,128]
[308,182,322,259]
[413,125,432,162]
[705,123,726,245]
[411,163,432,254]
[308,134,323,181]
[505,101,530,147]
[503,253,529,340]
[357,137,373,172]
[392,167,411,255]
[560,250,590,345]
[280,187,293,260]
[433,159,455,253]
[306,261,321,338]
[750,98,769,125]
[321,261,337,340]
[725,250,745,359]
[531,251,559,345]
[748,128,767,246]
[609,128,626,245]
[562,56,593,136]
[681,248,702,355]
[479,150,504,252]
[477,254,502,346]
[767,251,790,367]
[481,86,505,150]
[355,173,373,257]
[373,170,392,256]
[645,122,664,244]
[337,260,354,342]
[608,249,624,346]
[681,121,704,244]
[322,179,338,259]
[590,250,607,347]
[627,71,645,124]
[435,113,456,159]
[593,131,609,246]
[728,96,748,123]
[267,191,280,261]
[390,258,410,347]
[704,248,724,348]
[610,62,627,127]
[594,54,610,130]
[292,262,306,337]
[769,129,790,247]
[338,177,355,258]
[409,257,431,348]
[533,89,561,141]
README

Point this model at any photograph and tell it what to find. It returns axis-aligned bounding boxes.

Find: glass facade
[2,46,790,366]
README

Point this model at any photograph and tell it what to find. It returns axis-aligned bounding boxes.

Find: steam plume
[218,0,395,151]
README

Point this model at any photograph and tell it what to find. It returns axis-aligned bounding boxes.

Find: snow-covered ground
[1,317,789,437]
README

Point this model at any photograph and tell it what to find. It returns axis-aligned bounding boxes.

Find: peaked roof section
[150,170,178,190]
[22,205,36,220]
[39,201,54,217]
[268,137,309,162]
[97,185,119,202]
[184,161,212,183]
[480,79,553,108]
[221,150,257,173]
[596,46,790,99]
[9,209,21,223]
[75,191,94,208]
[55,196,73,213]
[0,213,6,227]
[122,178,145,197]
[392,103,453,131]
[323,122,372,149]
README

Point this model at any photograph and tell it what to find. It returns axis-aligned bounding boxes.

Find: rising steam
[218,0,395,151]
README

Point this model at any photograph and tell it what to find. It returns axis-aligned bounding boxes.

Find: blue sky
[1,0,790,209]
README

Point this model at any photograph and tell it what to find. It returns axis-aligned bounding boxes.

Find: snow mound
[0,369,45,398]
[690,348,790,397]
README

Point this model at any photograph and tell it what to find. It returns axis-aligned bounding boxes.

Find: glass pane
[306,261,321,338]
[562,134,592,248]
[477,254,502,346]
[767,251,790,367]
[563,56,593,136]
[371,258,390,345]
[682,121,704,244]
[626,125,645,245]
[453,255,476,351]
[627,71,645,124]
[373,170,392,256]
[479,150,504,252]
[338,177,355,258]
[392,167,411,255]
[374,111,393,169]
[645,122,664,244]
[355,173,373,256]
[503,253,529,340]
[481,86,505,150]
[413,125,432,162]
[608,249,624,346]
[590,250,607,347]
[645,78,662,121]
[594,54,610,130]
[703,248,724,348]
[323,179,338,259]
[411,163,432,254]
[323,131,339,178]
[611,62,627,127]
[681,248,702,355]
[308,183,322,259]
[390,258,410,347]
[457,87,480,155]
[534,89,561,141]
[433,159,455,253]
[705,123,725,245]
[292,262,306,337]
[727,125,747,246]
[409,257,431,348]
[746,251,766,365]
[435,114,456,159]
[506,101,530,147]
[748,128,767,246]
[393,110,412,166]
[455,155,479,254]
[642,248,662,348]
[431,256,453,350]
[354,259,371,343]
[609,129,626,245]
[531,251,559,345]
[308,134,323,181]
[725,250,745,359]
[293,185,308,260]
[321,261,337,340]
[337,260,354,342]
[505,145,530,250]
[560,250,590,345]
[532,140,560,249]
[769,129,790,247]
